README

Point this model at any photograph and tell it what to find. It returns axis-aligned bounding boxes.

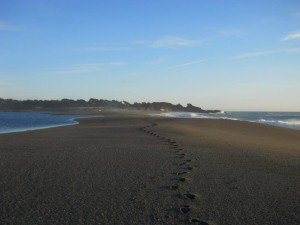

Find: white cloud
[282,30,300,41]
[232,48,300,60]
[150,36,202,48]
[232,50,279,59]
[53,62,127,74]
[168,59,208,69]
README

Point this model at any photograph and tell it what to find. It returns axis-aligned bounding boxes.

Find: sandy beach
[0,112,299,225]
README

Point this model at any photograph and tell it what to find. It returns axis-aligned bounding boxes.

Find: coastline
[152,111,300,131]
[1,110,300,135]
[0,111,299,224]
[0,112,101,134]
[0,120,78,134]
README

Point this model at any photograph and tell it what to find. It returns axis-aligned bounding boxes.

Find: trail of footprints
[140,122,210,225]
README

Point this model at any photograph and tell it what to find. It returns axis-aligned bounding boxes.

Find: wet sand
[0,112,299,225]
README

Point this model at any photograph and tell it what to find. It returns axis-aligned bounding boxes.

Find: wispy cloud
[53,62,127,75]
[0,21,18,31]
[231,48,300,60]
[146,36,202,48]
[168,59,209,69]
[282,30,300,41]
[144,57,166,65]
[232,50,279,59]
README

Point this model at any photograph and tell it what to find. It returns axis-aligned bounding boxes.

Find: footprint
[183,193,196,200]
[187,166,193,170]
[179,177,186,182]
[190,219,209,225]
[171,184,179,190]
[180,205,190,214]
[185,159,192,162]
[180,162,186,166]
[176,172,187,175]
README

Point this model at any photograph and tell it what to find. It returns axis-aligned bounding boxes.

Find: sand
[0,112,299,225]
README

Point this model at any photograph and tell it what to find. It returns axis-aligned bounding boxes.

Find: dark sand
[0,112,299,225]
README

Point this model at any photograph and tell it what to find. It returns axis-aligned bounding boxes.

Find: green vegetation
[0,98,220,113]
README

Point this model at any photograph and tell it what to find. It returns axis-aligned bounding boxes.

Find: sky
[0,0,300,111]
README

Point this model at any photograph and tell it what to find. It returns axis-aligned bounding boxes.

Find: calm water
[153,111,300,131]
[0,112,97,134]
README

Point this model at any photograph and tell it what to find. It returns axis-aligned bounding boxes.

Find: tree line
[0,98,220,113]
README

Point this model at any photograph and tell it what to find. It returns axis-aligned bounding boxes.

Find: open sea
[0,112,97,134]
[152,111,300,131]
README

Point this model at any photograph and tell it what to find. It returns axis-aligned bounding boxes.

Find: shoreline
[1,110,300,135]
[152,111,300,131]
[0,112,102,134]
[0,111,299,224]
[0,120,79,134]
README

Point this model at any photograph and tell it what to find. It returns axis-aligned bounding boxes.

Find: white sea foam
[151,112,300,131]
[159,112,209,119]
[149,112,177,118]
[152,112,237,120]
[215,110,225,114]
[258,119,300,126]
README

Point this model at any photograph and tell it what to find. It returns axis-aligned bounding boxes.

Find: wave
[154,112,208,119]
[257,119,300,126]
[150,112,300,131]
[152,112,238,120]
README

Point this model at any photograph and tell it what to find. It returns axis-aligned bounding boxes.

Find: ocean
[152,111,300,131]
[1,111,300,134]
[0,112,97,134]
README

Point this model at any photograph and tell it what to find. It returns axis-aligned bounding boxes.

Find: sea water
[152,111,300,131]
[0,112,97,134]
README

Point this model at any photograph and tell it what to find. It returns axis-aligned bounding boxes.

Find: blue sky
[0,0,300,111]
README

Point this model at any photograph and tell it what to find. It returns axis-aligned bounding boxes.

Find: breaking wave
[258,119,300,126]
[151,111,300,131]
